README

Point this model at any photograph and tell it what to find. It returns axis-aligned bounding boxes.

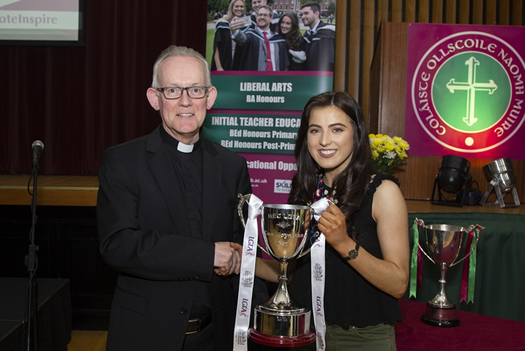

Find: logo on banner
[274,179,292,193]
[410,31,525,153]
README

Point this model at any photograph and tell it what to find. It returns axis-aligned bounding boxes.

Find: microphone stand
[25,159,40,351]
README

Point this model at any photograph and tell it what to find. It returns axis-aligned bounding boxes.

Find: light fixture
[479,158,520,208]
[431,155,474,206]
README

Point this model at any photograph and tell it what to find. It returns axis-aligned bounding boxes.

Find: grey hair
[151,45,212,88]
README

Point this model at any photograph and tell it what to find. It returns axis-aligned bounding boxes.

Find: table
[396,299,525,350]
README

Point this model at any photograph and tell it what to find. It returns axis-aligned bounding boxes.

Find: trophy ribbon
[460,225,483,303]
[310,198,331,351]
[233,194,263,351]
[409,219,423,298]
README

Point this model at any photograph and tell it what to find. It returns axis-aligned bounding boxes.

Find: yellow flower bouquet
[369,134,410,175]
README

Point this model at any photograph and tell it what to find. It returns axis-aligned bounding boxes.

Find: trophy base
[248,328,316,347]
[421,304,460,327]
[249,305,315,347]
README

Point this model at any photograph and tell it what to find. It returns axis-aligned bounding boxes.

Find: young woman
[211,0,247,71]
[253,91,410,350]
[278,12,307,71]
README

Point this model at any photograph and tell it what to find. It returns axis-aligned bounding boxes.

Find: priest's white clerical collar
[158,125,201,153]
[177,142,194,153]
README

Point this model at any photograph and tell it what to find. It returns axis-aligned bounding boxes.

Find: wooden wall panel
[458,0,470,23]
[485,0,497,25]
[333,0,348,92]
[431,0,444,23]
[445,0,457,23]
[391,0,403,22]
[361,2,377,115]
[375,22,407,136]
[405,0,417,22]
[499,0,511,25]
[418,0,430,22]
[472,0,484,24]
[377,0,390,22]
[512,1,524,25]
[334,0,525,201]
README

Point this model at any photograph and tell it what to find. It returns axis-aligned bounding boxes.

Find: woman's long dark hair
[288,91,373,240]
[278,12,303,50]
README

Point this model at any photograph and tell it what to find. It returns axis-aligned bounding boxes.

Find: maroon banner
[405,23,525,160]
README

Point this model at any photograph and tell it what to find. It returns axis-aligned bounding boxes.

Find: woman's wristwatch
[344,242,360,261]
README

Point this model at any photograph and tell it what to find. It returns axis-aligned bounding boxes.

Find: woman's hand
[317,204,352,251]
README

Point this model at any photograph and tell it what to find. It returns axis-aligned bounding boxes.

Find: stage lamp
[431,155,473,206]
[479,158,520,208]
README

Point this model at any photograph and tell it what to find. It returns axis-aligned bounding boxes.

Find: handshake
[289,50,306,63]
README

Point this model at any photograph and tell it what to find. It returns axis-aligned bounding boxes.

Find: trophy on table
[416,219,481,327]
[237,194,317,347]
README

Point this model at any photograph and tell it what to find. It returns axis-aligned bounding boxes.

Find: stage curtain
[0,0,207,175]
[406,212,525,323]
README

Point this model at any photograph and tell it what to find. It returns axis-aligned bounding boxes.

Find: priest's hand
[214,241,241,276]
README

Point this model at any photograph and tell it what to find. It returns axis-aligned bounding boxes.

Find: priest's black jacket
[97,126,267,350]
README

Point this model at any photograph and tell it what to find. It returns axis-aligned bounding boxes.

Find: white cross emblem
[446,56,498,126]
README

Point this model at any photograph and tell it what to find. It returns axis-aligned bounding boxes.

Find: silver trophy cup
[238,194,316,347]
[417,219,480,327]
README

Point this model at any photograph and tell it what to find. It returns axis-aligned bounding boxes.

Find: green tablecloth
[405,212,525,323]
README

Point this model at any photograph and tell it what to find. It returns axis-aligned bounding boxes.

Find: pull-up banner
[405,23,525,160]
[204,3,336,203]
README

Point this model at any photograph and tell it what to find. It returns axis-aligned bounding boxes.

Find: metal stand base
[479,179,520,208]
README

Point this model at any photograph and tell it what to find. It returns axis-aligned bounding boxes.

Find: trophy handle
[237,193,272,256]
[237,193,251,228]
[449,225,482,267]
[257,244,271,257]
[296,244,311,259]
[296,200,334,259]
[415,218,437,265]
[296,210,312,259]
[417,243,437,264]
